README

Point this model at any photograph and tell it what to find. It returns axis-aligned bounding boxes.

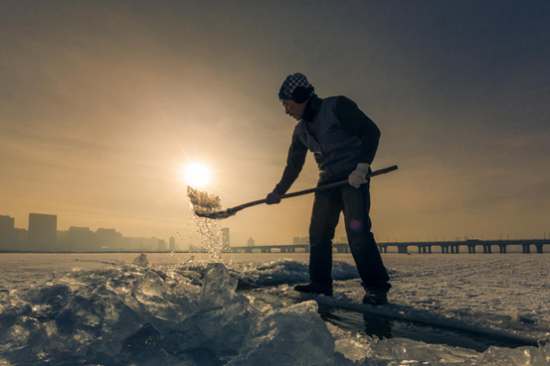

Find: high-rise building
[247,237,255,247]
[0,215,15,250]
[128,237,157,251]
[293,237,301,245]
[28,213,57,251]
[169,236,176,251]
[15,228,28,249]
[222,228,230,248]
[95,228,121,250]
[157,239,167,251]
[66,227,96,251]
[300,236,310,244]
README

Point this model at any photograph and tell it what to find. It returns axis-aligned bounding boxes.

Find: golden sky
[1,1,549,247]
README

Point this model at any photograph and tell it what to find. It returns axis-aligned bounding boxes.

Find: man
[266,73,391,305]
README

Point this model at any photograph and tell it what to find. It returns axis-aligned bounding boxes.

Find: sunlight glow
[184,163,211,187]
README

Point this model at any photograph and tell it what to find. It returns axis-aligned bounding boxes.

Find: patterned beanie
[278,73,315,103]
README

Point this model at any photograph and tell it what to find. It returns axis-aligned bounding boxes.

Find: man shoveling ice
[266,73,391,305]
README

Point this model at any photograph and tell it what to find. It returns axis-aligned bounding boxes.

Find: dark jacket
[273,95,381,195]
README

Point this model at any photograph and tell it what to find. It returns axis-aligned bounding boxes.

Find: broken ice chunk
[226,301,335,366]
[199,263,238,309]
[133,253,149,267]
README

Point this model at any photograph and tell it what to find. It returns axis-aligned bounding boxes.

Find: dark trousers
[308,181,391,293]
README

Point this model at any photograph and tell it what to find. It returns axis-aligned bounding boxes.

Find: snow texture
[1,253,549,365]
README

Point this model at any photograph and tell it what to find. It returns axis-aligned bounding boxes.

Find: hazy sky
[1,1,549,248]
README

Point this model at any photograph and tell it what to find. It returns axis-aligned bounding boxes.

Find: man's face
[281,99,306,121]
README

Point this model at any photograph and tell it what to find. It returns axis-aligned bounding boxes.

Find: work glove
[266,192,281,205]
[348,163,370,189]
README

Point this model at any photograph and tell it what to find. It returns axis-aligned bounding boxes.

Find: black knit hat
[278,73,315,103]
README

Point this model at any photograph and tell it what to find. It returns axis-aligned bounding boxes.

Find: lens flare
[184,163,211,187]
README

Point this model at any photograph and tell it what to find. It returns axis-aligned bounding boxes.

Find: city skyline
[1,211,548,254]
[1,212,241,252]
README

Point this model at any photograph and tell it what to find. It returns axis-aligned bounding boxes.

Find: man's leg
[341,182,391,294]
[306,187,342,290]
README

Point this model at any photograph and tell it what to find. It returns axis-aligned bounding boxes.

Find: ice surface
[1,254,550,365]
[368,337,480,365]
[327,320,550,366]
[475,341,550,366]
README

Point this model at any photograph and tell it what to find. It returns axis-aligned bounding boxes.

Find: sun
[184,163,211,187]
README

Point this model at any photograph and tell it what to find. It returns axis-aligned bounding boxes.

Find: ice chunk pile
[227,301,334,366]
[1,255,549,366]
[0,257,333,365]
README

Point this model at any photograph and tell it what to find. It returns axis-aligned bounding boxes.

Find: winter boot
[294,282,333,296]
[362,290,388,305]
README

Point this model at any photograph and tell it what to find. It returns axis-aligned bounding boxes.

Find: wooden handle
[230,165,398,213]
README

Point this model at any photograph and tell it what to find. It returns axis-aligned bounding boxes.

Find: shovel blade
[194,209,236,220]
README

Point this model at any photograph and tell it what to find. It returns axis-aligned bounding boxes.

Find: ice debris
[133,253,149,267]
[187,186,222,216]
[187,187,225,261]
[226,301,334,366]
[1,259,549,366]
[232,259,359,289]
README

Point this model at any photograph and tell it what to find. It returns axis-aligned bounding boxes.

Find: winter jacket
[273,95,381,195]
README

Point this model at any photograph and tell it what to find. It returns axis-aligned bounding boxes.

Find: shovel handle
[230,165,398,213]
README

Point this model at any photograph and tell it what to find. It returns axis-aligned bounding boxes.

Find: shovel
[194,165,398,220]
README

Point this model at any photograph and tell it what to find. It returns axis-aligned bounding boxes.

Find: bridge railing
[228,240,550,254]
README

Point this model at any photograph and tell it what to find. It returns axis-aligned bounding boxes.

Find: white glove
[348,163,370,188]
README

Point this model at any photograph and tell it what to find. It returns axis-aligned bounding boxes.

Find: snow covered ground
[0,252,549,365]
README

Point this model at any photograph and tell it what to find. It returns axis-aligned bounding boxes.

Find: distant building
[118,236,133,251]
[293,237,301,245]
[65,227,96,252]
[300,236,309,244]
[340,236,348,244]
[222,228,230,248]
[189,243,206,253]
[157,239,167,251]
[169,236,176,251]
[150,237,158,251]
[28,213,57,251]
[14,228,28,249]
[247,237,255,247]
[96,228,121,250]
[0,215,15,250]
[129,237,157,251]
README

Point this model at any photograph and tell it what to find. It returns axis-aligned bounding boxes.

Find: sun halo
[184,163,211,188]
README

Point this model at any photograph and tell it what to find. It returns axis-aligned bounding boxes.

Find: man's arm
[272,132,308,196]
[335,96,381,164]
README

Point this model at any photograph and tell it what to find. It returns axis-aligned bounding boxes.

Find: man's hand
[348,163,370,188]
[266,192,281,205]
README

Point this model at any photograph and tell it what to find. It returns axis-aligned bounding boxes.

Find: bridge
[228,239,550,254]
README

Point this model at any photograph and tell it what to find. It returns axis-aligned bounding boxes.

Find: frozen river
[1,252,549,365]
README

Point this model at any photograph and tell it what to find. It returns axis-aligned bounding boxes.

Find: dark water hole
[318,303,537,352]
[245,289,537,353]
